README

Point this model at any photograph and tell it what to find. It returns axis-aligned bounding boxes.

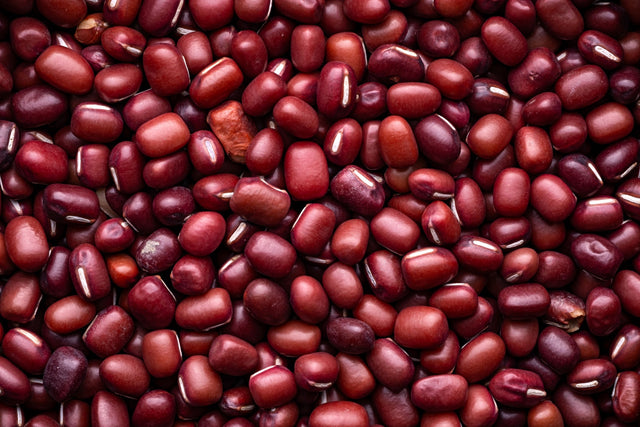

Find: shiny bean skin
[82,305,134,358]
[99,353,150,398]
[611,371,640,423]
[309,401,369,427]
[143,43,190,97]
[4,215,49,272]
[34,45,94,95]
[411,374,468,412]
[488,368,546,409]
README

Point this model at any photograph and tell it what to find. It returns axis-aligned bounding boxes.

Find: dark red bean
[99,353,149,398]
[508,47,561,99]
[555,65,609,111]
[308,401,369,427]
[248,365,297,409]
[82,305,134,358]
[585,286,622,336]
[127,276,176,330]
[538,326,581,374]
[394,306,448,350]
[411,374,468,411]
[4,215,49,273]
[453,236,504,273]
[571,234,623,280]
[326,317,375,354]
[611,371,640,423]
[43,346,87,403]
[481,16,527,66]
[498,283,550,319]
[553,384,601,427]
[143,43,190,97]
[44,295,94,334]
[488,369,546,408]
[175,287,232,331]
[43,183,99,225]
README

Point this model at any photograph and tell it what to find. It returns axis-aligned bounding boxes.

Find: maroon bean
[453,236,504,273]
[456,331,506,383]
[242,278,290,326]
[467,78,510,116]
[501,317,539,358]
[175,287,232,331]
[493,168,530,217]
[585,286,622,336]
[329,218,368,265]
[425,58,473,100]
[322,118,362,166]
[507,47,561,99]
[394,305,448,350]
[99,353,149,398]
[292,351,338,392]
[4,215,48,273]
[143,43,190,97]
[82,305,134,358]
[429,283,478,319]
[135,112,190,158]
[127,276,176,330]
[571,234,623,280]
[555,65,609,111]
[326,317,375,354]
[1,328,51,375]
[481,16,527,66]
[15,139,68,185]
[34,45,93,95]
[538,326,581,374]
[368,43,424,84]
[522,92,562,127]
[170,255,215,295]
[91,390,131,427]
[288,275,329,325]
[43,346,87,403]
[207,334,258,378]
[44,295,95,334]
[0,356,30,404]
[411,374,468,411]
[557,153,603,198]
[488,369,546,408]
[460,384,499,427]
[43,183,99,225]
[401,247,458,291]
[531,174,577,222]
[611,371,640,423]
[414,115,461,166]
[267,319,321,357]
[420,201,459,246]
[131,389,176,427]
[308,401,369,427]
[330,165,385,216]
[243,231,295,279]
[570,196,623,232]
[567,358,617,394]
[9,17,51,62]
[586,102,634,146]
[335,352,375,400]
[467,114,514,160]
[369,207,417,255]
[321,262,363,309]
[248,365,297,409]
[536,0,584,40]
[177,355,223,406]
[553,384,601,427]
[498,283,550,319]
[189,57,243,110]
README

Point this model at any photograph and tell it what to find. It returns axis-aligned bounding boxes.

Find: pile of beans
[0,0,639,425]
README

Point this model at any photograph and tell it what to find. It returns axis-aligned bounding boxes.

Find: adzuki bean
[0,2,639,426]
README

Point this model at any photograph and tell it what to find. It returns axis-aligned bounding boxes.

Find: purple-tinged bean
[489,369,546,408]
[553,384,601,427]
[368,43,424,84]
[536,0,584,40]
[498,283,550,319]
[331,165,385,216]
[538,326,581,374]
[43,183,99,225]
[567,358,617,394]
[0,356,31,404]
[131,389,176,427]
[571,234,623,280]
[612,371,640,423]
[43,346,87,403]
[135,228,182,274]
[14,139,68,185]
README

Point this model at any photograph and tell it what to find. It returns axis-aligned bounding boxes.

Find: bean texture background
[0,0,639,426]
